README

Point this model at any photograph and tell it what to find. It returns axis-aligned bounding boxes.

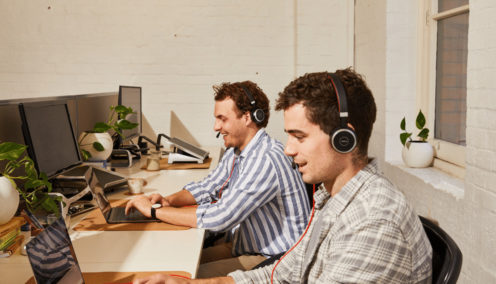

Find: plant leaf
[116,119,139,130]
[93,122,112,133]
[0,142,27,161]
[114,105,128,113]
[416,110,426,129]
[40,196,61,216]
[418,128,429,141]
[81,149,91,161]
[400,132,412,146]
[400,117,406,131]
[92,142,105,152]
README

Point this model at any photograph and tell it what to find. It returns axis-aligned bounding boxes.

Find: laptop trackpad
[109,207,157,223]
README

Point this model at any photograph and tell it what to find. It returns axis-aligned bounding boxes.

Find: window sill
[385,160,465,200]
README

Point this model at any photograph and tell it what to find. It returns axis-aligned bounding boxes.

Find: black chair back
[419,216,463,284]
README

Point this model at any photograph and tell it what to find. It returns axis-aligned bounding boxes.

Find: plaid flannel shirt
[230,159,432,283]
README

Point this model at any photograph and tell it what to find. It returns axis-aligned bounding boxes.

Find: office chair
[419,216,463,284]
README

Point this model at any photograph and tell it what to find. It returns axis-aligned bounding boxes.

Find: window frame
[417,0,468,179]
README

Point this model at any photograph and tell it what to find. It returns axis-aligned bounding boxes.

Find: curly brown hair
[275,68,376,159]
[213,81,270,128]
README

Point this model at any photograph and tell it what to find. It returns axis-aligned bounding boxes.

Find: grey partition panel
[75,93,118,138]
[0,103,25,145]
[0,92,118,148]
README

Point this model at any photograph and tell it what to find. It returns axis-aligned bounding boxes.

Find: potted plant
[400,110,434,168]
[78,105,138,161]
[0,141,61,225]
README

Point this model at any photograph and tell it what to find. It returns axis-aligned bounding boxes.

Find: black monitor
[19,100,82,178]
[118,86,142,141]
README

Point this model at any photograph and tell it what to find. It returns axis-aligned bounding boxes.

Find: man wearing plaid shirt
[133,69,432,284]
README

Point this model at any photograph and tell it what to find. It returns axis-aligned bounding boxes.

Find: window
[418,0,469,178]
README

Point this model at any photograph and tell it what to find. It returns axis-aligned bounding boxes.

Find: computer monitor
[19,100,82,178]
[118,86,142,141]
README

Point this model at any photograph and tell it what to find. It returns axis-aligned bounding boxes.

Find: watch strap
[151,207,157,219]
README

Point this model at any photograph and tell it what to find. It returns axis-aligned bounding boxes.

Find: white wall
[0,0,353,146]
[356,0,496,282]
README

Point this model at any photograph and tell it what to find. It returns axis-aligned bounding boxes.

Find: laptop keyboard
[109,207,154,222]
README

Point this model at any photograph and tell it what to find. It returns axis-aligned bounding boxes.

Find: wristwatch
[150,203,162,219]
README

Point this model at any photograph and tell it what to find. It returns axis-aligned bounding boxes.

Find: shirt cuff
[228,269,252,283]
[194,203,211,228]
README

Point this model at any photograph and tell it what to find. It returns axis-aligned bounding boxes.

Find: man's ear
[244,112,252,126]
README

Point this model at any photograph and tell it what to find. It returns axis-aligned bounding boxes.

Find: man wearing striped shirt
[133,69,432,284]
[125,81,310,277]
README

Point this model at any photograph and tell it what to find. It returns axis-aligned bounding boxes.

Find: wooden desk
[0,146,221,284]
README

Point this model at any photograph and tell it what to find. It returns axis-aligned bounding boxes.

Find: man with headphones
[125,81,310,277]
[132,69,432,284]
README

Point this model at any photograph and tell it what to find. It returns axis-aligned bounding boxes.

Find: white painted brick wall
[0,0,352,146]
[356,0,496,282]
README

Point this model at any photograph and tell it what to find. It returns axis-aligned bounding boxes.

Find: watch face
[151,203,162,209]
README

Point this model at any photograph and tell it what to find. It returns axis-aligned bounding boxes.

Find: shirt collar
[313,159,379,214]
[235,128,266,159]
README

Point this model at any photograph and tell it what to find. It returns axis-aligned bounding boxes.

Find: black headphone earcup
[251,109,265,124]
[331,128,357,153]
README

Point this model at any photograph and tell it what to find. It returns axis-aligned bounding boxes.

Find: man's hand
[149,193,171,207]
[125,195,153,217]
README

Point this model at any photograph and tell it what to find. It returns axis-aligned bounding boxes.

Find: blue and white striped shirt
[184,129,310,257]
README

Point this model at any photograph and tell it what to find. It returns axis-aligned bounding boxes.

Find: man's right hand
[149,193,171,207]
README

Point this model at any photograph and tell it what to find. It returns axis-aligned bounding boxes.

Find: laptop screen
[19,101,82,178]
[25,217,84,284]
[87,170,112,219]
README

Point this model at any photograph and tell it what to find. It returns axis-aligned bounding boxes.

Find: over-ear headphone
[328,73,357,153]
[241,85,265,125]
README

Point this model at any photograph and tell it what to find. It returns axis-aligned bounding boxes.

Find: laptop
[26,217,85,284]
[18,100,127,192]
[157,134,209,163]
[87,169,158,223]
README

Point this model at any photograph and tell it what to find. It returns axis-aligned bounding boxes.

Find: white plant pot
[0,176,20,225]
[79,132,113,161]
[402,141,434,168]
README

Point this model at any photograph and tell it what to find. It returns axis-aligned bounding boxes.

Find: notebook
[26,217,85,284]
[87,170,158,224]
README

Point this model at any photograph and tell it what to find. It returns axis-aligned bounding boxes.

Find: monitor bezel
[19,100,83,178]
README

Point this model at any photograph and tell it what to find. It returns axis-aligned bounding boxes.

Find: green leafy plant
[78,105,138,160]
[0,141,61,215]
[400,110,430,146]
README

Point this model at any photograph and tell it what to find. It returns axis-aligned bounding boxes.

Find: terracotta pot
[0,176,20,225]
[402,141,434,168]
[79,132,113,161]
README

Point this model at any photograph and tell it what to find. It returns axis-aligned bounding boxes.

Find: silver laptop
[87,169,158,223]
[26,217,85,284]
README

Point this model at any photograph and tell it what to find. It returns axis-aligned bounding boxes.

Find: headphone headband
[241,85,257,108]
[328,73,348,129]
[240,84,265,125]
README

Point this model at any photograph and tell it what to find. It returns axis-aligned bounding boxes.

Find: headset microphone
[216,132,221,138]
[291,158,297,169]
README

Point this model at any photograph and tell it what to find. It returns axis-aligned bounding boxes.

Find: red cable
[169,274,191,279]
[270,184,316,284]
[216,156,237,200]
